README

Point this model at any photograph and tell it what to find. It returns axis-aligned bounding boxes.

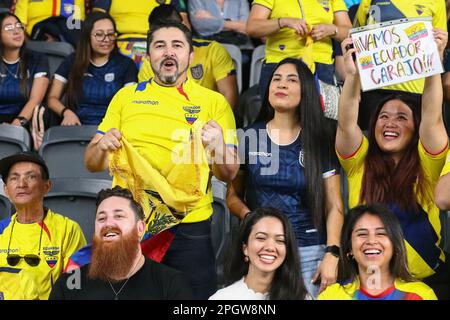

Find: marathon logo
[132,100,159,105]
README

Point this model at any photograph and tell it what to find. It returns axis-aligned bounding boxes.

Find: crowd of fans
[1,0,450,301]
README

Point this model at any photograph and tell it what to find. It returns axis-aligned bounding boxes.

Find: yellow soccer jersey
[14,0,85,36]
[0,268,39,300]
[440,150,450,177]
[355,0,447,94]
[0,209,87,300]
[98,78,237,223]
[93,0,185,39]
[252,0,348,65]
[139,39,236,91]
[318,279,437,300]
[337,136,448,279]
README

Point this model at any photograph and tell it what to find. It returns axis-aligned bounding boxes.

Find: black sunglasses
[6,214,43,267]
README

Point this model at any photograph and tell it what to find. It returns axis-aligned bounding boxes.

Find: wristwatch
[325,245,340,258]
[15,116,29,127]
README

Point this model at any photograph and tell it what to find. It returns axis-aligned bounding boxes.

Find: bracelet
[277,18,282,29]
[60,107,69,117]
[333,26,338,37]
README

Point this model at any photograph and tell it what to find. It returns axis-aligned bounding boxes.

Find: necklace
[106,254,144,300]
[2,56,20,79]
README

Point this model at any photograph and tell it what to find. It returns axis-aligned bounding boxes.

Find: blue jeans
[161,220,217,300]
[298,244,326,299]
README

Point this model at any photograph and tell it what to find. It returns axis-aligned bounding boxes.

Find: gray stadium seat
[211,197,233,286]
[222,43,243,94]
[0,195,13,220]
[236,84,262,128]
[26,41,74,77]
[0,124,31,159]
[39,125,111,180]
[440,211,450,253]
[44,178,112,241]
[249,44,266,88]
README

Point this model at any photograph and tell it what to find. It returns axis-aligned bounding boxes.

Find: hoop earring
[346,253,354,260]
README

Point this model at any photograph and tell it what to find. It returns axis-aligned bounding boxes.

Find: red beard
[88,226,140,282]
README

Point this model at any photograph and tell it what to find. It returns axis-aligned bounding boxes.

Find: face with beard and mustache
[148,27,193,87]
[88,196,146,282]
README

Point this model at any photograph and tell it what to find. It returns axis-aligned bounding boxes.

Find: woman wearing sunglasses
[47,12,137,126]
[0,12,49,127]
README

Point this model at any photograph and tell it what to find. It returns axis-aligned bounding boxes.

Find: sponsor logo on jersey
[190,64,204,80]
[249,152,272,157]
[299,149,305,167]
[132,100,159,105]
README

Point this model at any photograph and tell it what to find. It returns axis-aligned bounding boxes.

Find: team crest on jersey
[299,150,305,167]
[414,4,425,15]
[190,64,204,80]
[43,247,60,268]
[185,113,198,125]
[319,0,330,12]
[183,106,201,114]
[105,73,115,82]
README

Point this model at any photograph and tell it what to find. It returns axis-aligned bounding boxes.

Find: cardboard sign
[350,18,443,91]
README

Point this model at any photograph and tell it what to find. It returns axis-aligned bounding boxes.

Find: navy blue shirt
[55,52,137,125]
[0,50,49,117]
[240,121,339,247]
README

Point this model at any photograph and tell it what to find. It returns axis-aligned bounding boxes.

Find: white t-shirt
[209,277,268,300]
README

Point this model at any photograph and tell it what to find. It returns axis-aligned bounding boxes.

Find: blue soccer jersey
[54,52,137,125]
[240,121,339,247]
[0,51,49,117]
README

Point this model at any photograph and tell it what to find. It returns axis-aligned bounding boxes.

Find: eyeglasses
[3,22,25,32]
[92,32,117,42]
[6,214,43,267]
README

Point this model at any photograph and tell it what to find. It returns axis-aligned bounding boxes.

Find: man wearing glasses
[0,151,86,300]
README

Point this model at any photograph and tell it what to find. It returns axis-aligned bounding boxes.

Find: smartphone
[345,43,357,61]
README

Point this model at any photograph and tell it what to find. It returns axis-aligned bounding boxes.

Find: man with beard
[49,186,193,300]
[84,21,239,299]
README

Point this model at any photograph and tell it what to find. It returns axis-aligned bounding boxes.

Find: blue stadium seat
[0,124,31,159]
[39,125,111,180]
[44,178,112,241]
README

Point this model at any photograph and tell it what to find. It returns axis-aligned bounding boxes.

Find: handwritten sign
[350,18,443,91]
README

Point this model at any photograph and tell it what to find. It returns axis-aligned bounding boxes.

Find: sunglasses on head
[6,214,44,267]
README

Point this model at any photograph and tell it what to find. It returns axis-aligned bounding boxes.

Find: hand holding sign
[341,38,359,77]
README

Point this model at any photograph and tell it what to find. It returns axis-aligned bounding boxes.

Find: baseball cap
[0,151,49,183]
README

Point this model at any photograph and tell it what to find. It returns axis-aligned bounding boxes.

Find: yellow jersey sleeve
[252,0,274,10]
[418,140,448,184]
[61,219,87,270]
[440,150,450,177]
[210,42,236,82]
[211,94,237,147]
[98,85,134,133]
[433,0,447,31]
[332,0,348,12]
[337,136,368,178]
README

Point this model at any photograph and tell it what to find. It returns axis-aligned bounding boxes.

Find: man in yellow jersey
[138,4,238,109]
[92,0,189,68]
[435,150,450,210]
[0,151,86,300]
[354,0,447,129]
[14,0,85,46]
[84,21,239,299]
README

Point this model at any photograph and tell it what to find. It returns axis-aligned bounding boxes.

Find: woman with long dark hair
[0,12,49,126]
[336,30,450,299]
[209,207,309,300]
[227,57,343,298]
[47,12,137,126]
[319,204,437,300]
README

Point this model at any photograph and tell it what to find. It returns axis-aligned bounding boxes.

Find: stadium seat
[236,84,262,128]
[222,43,243,94]
[26,41,74,77]
[249,44,265,88]
[440,211,450,253]
[44,178,112,241]
[211,177,227,201]
[39,125,111,180]
[0,124,31,159]
[210,197,232,287]
[0,195,13,220]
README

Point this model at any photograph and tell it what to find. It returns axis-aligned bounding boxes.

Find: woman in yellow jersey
[336,30,450,299]
[246,0,351,95]
[319,203,437,300]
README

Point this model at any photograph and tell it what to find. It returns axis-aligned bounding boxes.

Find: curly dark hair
[96,186,145,221]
